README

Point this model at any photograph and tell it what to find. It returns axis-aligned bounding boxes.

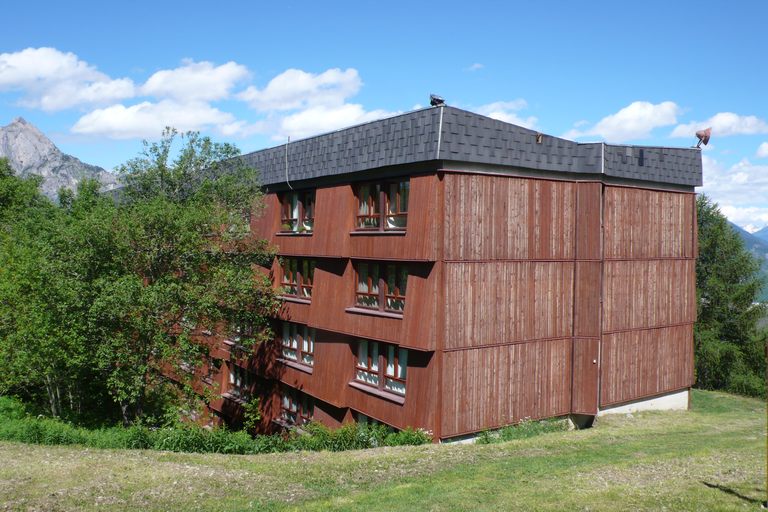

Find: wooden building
[201,106,702,440]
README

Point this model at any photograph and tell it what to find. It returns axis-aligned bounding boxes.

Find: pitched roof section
[242,106,703,188]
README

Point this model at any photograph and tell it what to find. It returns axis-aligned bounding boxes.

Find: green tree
[88,129,277,424]
[695,194,766,396]
[0,160,105,419]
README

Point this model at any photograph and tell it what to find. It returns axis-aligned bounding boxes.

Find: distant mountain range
[729,222,768,302]
[0,117,118,201]
[751,226,768,244]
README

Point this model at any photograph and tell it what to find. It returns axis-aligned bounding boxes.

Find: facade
[200,106,702,440]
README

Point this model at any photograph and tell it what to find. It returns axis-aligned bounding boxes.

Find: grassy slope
[0,390,764,512]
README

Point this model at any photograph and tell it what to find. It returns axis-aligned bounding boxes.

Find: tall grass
[0,396,430,454]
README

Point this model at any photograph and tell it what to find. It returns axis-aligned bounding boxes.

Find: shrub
[0,396,26,420]
[0,406,431,455]
[475,418,569,444]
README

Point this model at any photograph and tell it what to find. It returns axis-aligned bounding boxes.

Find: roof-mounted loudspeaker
[695,127,711,148]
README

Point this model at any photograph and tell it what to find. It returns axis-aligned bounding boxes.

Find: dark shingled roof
[241,106,703,188]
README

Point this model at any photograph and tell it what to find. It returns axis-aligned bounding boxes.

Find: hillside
[0,390,764,511]
[0,117,118,200]
[730,222,768,302]
[753,226,768,243]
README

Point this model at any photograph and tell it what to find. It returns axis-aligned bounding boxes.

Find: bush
[0,396,26,420]
[0,403,431,455]
[476,418,569,444]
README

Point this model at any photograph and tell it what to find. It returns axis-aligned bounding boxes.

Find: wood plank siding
[599,186,696,408]
[600,325,694,406]
[214,170,696,439]
[441,338,572,436]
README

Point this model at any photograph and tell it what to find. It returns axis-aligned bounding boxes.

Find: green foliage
[695,195,767,398]
[0,130,278,426]
[0,399,431,454]
[475,418,570,444]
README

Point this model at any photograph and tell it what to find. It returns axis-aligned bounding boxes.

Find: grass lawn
[0,389,765,511]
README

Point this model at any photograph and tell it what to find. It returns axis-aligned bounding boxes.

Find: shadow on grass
[701,481,764,505]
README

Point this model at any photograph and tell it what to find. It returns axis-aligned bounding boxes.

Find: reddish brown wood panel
[602,259,696,333]
[345,347,436,432]
[270,331,436,432]
[441,339,572,437]
[603,187,695,260]
[600,325,694,406]
[304,259,438,351]
[443,174,575,261]
[349,174,439,261]
[573,261,601,337]
[571,337,599,414]
[250,193,279,242]
[268,186,355,258]
[443,261,573,349]
[274,331,355,409]
[575,182,602,260]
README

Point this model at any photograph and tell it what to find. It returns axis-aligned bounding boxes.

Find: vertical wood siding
[349,174,440,261]
[443,262,573,349]
[603,187,695,259]
[571,338,600,414]
[602,259,696,333]
[441,339,572,437]
[443,174,575,261]
[303,260,438,351]
[575,182,603,260]
[600,325,694,406]
[573,262,601,338]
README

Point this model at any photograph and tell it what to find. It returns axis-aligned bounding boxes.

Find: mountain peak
[0,118,118,200]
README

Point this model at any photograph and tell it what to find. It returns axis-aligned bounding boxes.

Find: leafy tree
[88,129,278,424]
[0,160,105,419]
[695,194,766,397]
[0,128,278,426]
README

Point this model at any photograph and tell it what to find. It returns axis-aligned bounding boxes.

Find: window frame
[280,257,315,300]
[227,364,253,401]
[280,387,314,426]
[280,190,315,234]
[354,179,409,231]
[354,261,407,313]
[354,340,408,396]
[280,321,315,367]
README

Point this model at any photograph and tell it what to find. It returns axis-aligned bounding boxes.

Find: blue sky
[2,0,767,230]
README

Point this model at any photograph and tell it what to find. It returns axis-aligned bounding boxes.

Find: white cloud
[0,47,135,110]
[476,100,537,129]
[276,104,397,140]
[71,100,235,139]
[466,63,484,71]
[671,112,768,138]
[238,68,361,112]
[700,155,768,231]
[756,142,768,158]
[141,60,248,102]
[564,101,680,142]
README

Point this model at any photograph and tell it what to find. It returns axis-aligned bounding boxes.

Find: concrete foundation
[597,388,690,416]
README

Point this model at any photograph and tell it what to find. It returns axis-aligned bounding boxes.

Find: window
[280,190,315,233]
[355,180,409,230]
[355,340,408,396]
[280,387,314,425]
[228,319,255,344]
[281,321,315,366]
[280,258,315,299]
[355,413,382,427]
[355,262,407,313]
[228,364,252,400]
